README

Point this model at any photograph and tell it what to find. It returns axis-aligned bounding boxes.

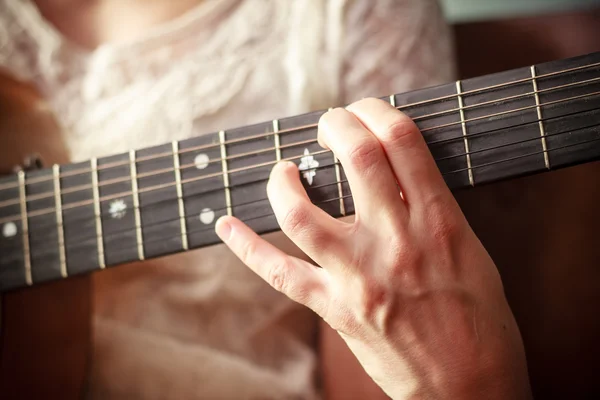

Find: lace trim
[0,0,292,151]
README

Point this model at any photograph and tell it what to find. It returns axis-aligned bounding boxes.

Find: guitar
[1,52,599,399]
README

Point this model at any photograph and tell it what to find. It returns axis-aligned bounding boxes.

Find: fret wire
[273,120,282,161]
[333,153,345,216]
[2,61,599,192]
[5,149,331,222]
[0,101,598,227]
[52,164,68,278]
[16,124,600,263]
[70,114,600,257]
[129,150,145,260]
[411,75,600,123]
[91,158,106,268]
[399,60,600,111]
[85,194,357,261]
[0,137,319,208]
[8,175,351,261]
[219,131,233,217]
[23,182,353,261]
[455,81,475,187]
[26,109,596,249]
[97,115,600,236]
[531,65,551,170]
[18,170,32,286]
[421,90,600,133]
[389,95,396,108]
[443,127,600,176]
[172,141,188,250]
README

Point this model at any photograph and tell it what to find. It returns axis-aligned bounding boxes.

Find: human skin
[216,98,533,399]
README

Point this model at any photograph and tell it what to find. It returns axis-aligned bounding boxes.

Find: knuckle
[267,260,292,293]
[383,118,420,147]
[386,237,424,288]
[356,277,396,332]
[424,196,463,245]
[346,139,383,171]
[239,239,258,265]
[280,204,312,237]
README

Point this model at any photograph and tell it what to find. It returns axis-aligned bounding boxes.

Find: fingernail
[272,160,295,175]
[215,217,232,241]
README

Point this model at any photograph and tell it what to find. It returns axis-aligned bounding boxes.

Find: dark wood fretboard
[1,52,600,292]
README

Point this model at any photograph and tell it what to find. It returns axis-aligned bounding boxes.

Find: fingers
[346,98,453,206]
[318,108,408,223]
[215,216,329,316]
[267,161,350,266]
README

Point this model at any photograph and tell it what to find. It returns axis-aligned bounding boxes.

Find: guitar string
[0,87,599,214]
[102,195,356,262]
[0,175,348,258]
[0,103,598,226]
[15,132,600,268]
[22,72,600,189]
[72,133,600,262]
[5,73,600,208]
[13,102,600,242]
[3,125,599,263]
[3,102,597,228]
[0,60,599,191]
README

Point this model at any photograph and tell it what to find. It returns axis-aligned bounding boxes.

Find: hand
[215,98,532,399]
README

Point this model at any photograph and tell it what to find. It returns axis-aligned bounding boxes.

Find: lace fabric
[0,1,456,398]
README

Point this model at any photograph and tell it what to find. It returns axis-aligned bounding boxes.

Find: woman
[0,0,456,398]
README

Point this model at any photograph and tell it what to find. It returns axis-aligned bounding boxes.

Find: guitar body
[455,160,600,399]
[0,74,91,399]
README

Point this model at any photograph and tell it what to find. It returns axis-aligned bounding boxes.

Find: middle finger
[318,108,408,226]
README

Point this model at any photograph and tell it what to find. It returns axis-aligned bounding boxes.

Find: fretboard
[1,52,599,292]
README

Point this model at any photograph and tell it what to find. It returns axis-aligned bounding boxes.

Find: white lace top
[0,0,455,398]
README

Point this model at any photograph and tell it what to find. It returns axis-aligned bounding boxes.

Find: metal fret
[172,141,189,250]
[90,158,106,268]
[333,153,345,216]
[219,130,233,216]
[389,94,396,108]
[530,65,551,170]
[129,150,145,260]
[273,119,282,161]
[17,171,32,286]
[326,107,346,215]
[455,81,475,187]
[52,164,67,278]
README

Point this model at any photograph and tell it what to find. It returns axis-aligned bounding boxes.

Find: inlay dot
[2,222,17,238]
[199,208,215,225]
[194,154,210,170]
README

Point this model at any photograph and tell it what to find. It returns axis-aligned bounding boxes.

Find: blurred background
[444,2,600,399]
[443,0,600,78]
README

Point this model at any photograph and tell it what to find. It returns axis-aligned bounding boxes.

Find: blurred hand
[216,98,532,399]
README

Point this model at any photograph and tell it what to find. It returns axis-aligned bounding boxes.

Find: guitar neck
[1,52,600,292]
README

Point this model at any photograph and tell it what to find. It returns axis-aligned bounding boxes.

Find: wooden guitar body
[0,74,90,399]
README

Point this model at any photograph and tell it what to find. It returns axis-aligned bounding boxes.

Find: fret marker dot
[2,222,17,238]
[199,208,215,225]
[194,154,210,169]
[109,199,127,219]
